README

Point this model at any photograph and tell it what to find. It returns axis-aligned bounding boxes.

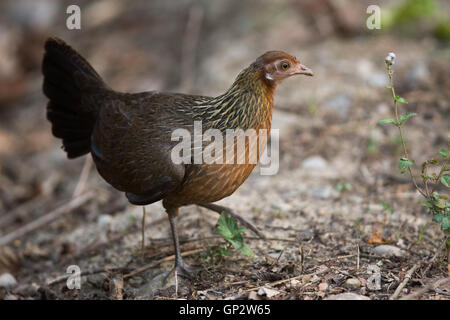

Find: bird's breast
[164,114,272,207]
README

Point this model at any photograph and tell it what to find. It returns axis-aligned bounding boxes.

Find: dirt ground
[0,0,449,300]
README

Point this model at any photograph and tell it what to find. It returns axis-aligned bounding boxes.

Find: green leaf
[441,174,450,187]
[439,148,449,158]
[442,165,450,172]
[217,213,235,240]
[378,118,398,126]
[399,113,416,125]
[433,213,444,223]
[434,199,446,209]
[442,217,450,231]
[399,158,414,174]
[335,182,352,192]
[380,200,395,214]
[421,174,436,180]
[394,95,408,103]
[421,199,433,209]
[216,212,253,257]
[240,244,254,257]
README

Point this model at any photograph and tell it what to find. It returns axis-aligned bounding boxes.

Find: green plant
[380,200,395,215]
[382,0,449,42]
[378,52,450,252]
[335,182,353,192]
[216,212,254,257]
[384,0,437,27]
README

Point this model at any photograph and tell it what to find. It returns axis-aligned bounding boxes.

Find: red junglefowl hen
[42,37,313,278]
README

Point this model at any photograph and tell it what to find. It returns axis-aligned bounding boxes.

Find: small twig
[317,254,356,263]
[271,249,284,267]
[244,267,329,293]
[47,265,127,286]
[300,245,305,273]
[69,213,174,261]
[175,270,178,298]
[123,248,203,279]
[390,262,421,300]
[0,195,47,228]
[0,191,95,246]
[72,157,92,198]
[148,235,297,244]
[226,280,250,287]
[356,243,360,270]
[422,239,447,277]
[400,278,450,300]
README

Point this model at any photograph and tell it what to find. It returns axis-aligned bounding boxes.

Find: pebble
[257,287,280,298]
[373,245,405,258]
[309,186,335,199]
[318,282,328,291]
[87,273,108,289]
[270,201,292,212]
[298,230,314,241]
[290,279,301,288]
[302,156,328,170]
[128,277,143,288]
[343,278,361,289]
[270,243,284,251]
[0,273,18,290]
[97,214,113,229]
[267,252,281,259]
[248,291,261,300]
[325,293,370,300]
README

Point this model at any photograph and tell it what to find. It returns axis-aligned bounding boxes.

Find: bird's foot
[163,262,200,285]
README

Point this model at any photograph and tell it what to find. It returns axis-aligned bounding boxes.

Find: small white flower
[385,52,396,65]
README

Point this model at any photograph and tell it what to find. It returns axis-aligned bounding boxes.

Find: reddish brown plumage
[42,37,312,277]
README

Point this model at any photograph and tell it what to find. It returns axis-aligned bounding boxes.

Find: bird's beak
[294,64,314,76]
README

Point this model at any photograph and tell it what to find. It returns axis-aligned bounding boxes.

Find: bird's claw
[163,262,200,284]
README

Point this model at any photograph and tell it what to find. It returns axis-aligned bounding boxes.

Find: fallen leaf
[368,230,384,244]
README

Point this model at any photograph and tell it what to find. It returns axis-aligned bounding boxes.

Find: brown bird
[42,37,313,278]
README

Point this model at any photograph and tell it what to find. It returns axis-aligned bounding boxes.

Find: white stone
[373,245,405,258]
[325,293,370,300]
[257,287,280,298]
[302,156,328,170]
[0,273,17,289]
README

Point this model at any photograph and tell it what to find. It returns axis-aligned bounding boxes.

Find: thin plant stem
[387,65,427,198]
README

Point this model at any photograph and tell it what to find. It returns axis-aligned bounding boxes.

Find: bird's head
[256,51,313,84]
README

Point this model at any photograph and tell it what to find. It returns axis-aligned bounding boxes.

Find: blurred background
[0,0,448,300]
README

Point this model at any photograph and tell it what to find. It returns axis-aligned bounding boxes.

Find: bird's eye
[281,62,289,70]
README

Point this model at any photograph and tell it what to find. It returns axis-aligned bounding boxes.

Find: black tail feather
[42,37,105,158]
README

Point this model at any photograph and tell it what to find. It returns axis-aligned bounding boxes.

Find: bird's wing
[91,92,203,205]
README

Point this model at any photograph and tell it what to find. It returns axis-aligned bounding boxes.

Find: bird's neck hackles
[192,64,275,131]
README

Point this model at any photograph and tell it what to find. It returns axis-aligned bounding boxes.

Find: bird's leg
[199,203,266,239]
[164,208,198,283]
